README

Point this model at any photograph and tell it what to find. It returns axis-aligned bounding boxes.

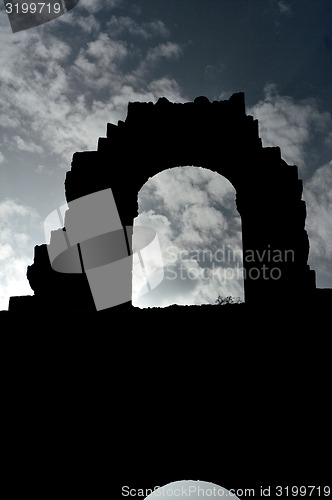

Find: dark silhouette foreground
[6,93,331,314]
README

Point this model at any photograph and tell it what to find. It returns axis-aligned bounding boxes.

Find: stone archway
[133,165,245,307]
[64,93,316,306]
[11,93,316,311]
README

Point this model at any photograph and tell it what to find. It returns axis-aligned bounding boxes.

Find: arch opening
[132,166,245,308]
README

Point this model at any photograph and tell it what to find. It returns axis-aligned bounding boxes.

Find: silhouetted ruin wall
[9,93,318,312]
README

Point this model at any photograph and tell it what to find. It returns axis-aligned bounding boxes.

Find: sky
[0,0,331,309]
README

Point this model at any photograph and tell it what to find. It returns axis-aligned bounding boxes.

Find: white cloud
[0,199,30,218]
[147,78,185,102]
[79,0,120,14]
[147,42,183,63]
[0,258,34,310]
[277,1,292,15]
[325,131,332,147]
[146,20,171,38]
[0,11,187,170]
[34,36,72,61]
[107,16,170,39]
[133,167,244,308]
[0,243,13,260]
[248,84,332,169]
[11,136,44,154]
[85,33,128,62]
[304,161,332,287]
[0,199,42,310]
[58,12,100,33]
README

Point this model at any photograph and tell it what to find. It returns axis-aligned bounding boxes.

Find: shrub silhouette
[215,295,243,306]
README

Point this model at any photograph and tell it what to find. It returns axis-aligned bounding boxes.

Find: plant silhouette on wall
[215,295,243,306]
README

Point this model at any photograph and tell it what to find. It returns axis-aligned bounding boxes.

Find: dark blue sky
[131,0,332,107]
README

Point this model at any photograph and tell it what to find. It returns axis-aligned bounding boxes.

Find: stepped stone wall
[9,93,318,312]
